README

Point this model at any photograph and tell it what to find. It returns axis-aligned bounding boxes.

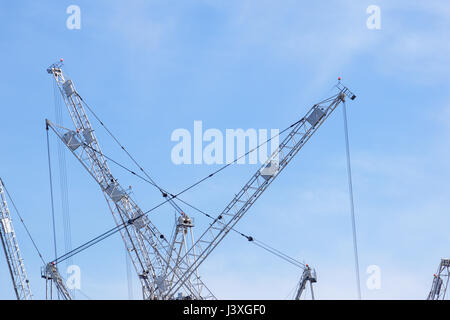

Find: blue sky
[0,0,449,299]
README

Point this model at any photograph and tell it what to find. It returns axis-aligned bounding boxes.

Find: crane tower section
[165,86,356,298]
[0,178,32,300]
[294,265,317,300]
[42,262,73,300]
[46,62,213,300]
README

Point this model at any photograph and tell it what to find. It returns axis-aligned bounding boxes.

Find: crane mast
[164,213,203,299]
[165,86,356,297]
[427,258,450,300]
[294,265,317,300]
[0,178,32,300]
[46,62,213,300]
[42,262,72,300]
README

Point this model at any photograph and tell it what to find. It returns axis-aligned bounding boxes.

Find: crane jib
[166,91,352,297]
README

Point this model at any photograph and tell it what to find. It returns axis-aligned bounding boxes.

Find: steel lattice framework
[427,258,450,300]
[0,178,32,300]
[164,85,355,298]
[46,61,355,299]
[46,63,214,300]
[42,262,72,300]
[294,265,317,300]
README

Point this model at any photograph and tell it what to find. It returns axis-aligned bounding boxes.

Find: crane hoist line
[45,60,356,300]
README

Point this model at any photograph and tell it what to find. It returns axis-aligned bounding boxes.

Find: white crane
[46,61,214,300]
[46,60,355,299]
[0,178,33,300]
[163,84,356,298]
[294,264,317,300]
[427,258,450,300]
[41,262,73,300]
[164,213,203,299]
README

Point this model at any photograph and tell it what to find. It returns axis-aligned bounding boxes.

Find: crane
[46,60,355,299]
[163,83,356,298]
[164,213,203,299]
[427,258,450,300]
[0,177,70,300]
[294,264,317,300]
[0,178,33,300]
[41,262,73,300]
[46,61,214,300]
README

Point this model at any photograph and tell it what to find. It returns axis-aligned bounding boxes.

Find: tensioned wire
[47,100,321,270]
